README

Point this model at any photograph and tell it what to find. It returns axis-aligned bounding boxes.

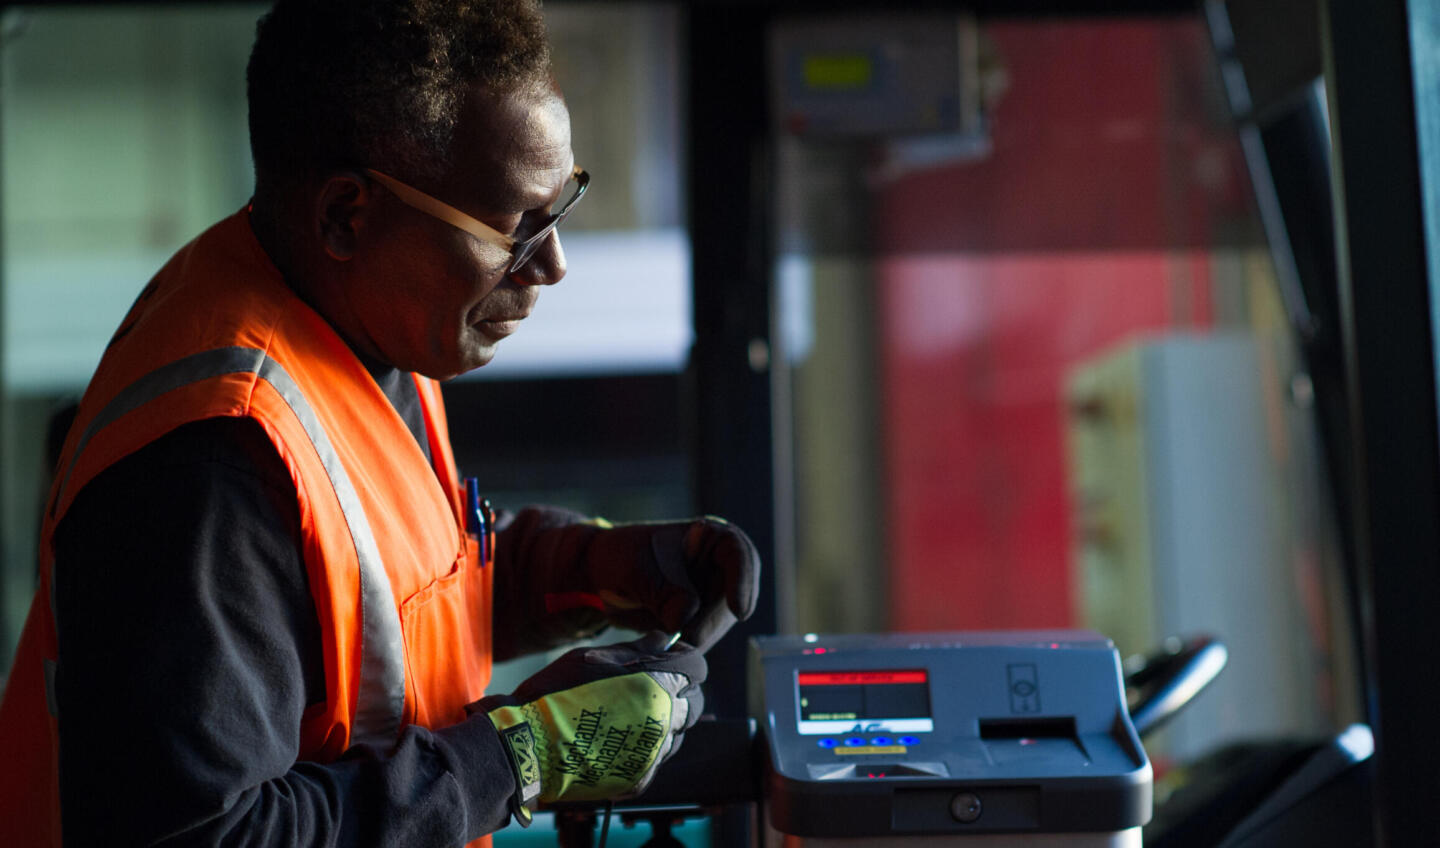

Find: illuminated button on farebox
[750,631,1152,844]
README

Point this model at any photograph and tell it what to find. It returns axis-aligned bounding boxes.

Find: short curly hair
[246,0,551,190]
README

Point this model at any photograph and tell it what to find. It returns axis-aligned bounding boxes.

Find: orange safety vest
[0,210,495,847]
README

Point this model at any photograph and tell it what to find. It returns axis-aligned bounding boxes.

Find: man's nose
[511,232,567,286]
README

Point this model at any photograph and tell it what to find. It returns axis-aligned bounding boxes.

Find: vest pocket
[400,542,492,728]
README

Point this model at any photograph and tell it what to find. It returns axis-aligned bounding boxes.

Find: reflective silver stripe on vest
[255,356,405,744]
[54,345,406,743]
[56,347,269,513]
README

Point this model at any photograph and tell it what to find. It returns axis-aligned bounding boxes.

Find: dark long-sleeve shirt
[51,367,518,846]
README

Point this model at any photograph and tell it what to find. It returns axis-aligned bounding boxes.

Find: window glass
[2,6,260,394]
[0,4,263,677]
[772,14,1360,769]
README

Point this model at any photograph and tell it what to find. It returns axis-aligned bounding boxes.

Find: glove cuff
[486,704,543,827]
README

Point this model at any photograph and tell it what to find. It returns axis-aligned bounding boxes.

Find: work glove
[580,517,761,652]
[470,632,706,826]
[491,508,761,658]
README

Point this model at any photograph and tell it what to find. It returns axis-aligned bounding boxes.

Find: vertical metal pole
[686,5,778,720]
[1412,3,1440,424]
[1322,0,1440,843]
[686,9,778,847]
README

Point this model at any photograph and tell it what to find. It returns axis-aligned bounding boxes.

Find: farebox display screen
[795,670,934,735]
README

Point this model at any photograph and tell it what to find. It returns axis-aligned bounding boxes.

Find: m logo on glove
[500,723,542,803]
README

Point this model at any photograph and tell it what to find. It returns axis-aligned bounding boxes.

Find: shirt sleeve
[52,416,516,846]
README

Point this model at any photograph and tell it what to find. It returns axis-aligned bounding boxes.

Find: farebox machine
[749,631,1153,846]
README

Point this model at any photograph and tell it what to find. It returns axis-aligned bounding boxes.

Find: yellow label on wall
[803,54,873,90]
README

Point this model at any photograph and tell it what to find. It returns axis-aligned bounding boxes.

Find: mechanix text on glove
[469,634,706,825]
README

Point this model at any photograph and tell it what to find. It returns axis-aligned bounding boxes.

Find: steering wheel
[1126,635,1228,738]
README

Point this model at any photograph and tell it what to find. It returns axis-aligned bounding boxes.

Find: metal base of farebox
[765,826,1143,848]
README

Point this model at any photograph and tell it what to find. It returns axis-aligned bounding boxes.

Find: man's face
[345,84,573,380]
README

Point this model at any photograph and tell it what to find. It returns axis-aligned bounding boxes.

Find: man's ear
[314,172,373,261]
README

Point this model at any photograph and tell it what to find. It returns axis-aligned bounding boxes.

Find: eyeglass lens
[508,170,587,273]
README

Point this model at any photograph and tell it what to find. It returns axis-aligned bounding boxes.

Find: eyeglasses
[363,165,589,274]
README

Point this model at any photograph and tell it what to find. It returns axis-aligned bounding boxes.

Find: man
[0,1,758,845]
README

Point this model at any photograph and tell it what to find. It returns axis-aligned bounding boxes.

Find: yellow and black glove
[469,632,707,826]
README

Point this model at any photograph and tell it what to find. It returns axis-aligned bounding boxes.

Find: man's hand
[582,517,760,651]
[470,633,706,825]
[490,508,761,659]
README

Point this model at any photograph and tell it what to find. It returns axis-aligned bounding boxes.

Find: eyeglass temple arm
[363,168,515,250]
